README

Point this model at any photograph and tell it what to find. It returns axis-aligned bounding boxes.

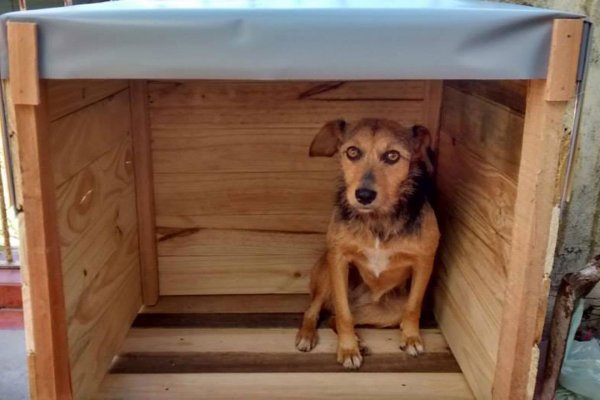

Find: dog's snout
[355,188,377,205]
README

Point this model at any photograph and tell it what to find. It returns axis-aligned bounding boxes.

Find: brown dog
[295,118,440,369]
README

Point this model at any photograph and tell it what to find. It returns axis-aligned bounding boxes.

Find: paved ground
[0,329,28,400]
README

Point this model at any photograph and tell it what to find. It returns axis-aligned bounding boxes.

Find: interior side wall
[47,80,142,399]
[149,80,439,295]
[434,80,527,400]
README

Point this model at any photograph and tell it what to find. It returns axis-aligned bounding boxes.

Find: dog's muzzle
[355,188,377,205]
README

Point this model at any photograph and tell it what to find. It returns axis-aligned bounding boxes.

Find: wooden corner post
[7,22,73,399]
[493,19,584,400]
[130,80,159,305]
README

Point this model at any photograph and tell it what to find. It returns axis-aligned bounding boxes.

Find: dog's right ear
[309,120,347,157]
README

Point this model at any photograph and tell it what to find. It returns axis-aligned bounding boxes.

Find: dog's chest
[362,238,395,278]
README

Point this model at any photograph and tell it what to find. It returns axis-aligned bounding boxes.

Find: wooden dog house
[0,1,589,399]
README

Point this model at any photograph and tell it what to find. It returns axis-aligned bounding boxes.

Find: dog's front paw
[399,333,424,357]
[295,329,318,352]
[337,342,363,369]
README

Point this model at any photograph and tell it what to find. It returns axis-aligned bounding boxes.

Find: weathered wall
[506,0,600,291]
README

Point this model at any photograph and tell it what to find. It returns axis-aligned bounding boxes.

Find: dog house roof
[0,0,582,80]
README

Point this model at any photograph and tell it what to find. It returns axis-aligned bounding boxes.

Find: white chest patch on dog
[363,238,392,278]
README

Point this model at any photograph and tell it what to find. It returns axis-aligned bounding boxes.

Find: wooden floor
[95,295,474,399]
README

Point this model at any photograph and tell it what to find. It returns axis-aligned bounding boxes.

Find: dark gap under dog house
[0,1,588,399]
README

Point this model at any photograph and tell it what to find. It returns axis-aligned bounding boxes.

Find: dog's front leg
[329,250,362,369]
[400,255,434,356]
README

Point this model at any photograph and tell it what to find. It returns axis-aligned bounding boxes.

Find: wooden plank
[120,328,450,355]
[55,139,134,262]
[47,80,129,121]
[424,81,443,150]
[9,22,72,399]
[440,86,524,179]
[154,170,336,231]
[148,81,427,106]
[159,255,314,295]
[50,89,131,187]
[131,311,438,330]
[158,228,324,257]
[151,100,424,130]
[493,81,571,400]
[445,81,527,114]
[96,373,474,400]
[545,19,584,101]
[142,294,310,314]
[130,80,159,305]
[54,136,142,399]
[156,213,329,234]
[434,84,526,400]
[158,229,323,294]
[110,351,460,374]
[69,265,141,400]
[435,277,495,400]
[7,22,39,105]
[152,128,337,174]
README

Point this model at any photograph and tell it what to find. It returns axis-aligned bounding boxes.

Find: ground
[0,328,28,400]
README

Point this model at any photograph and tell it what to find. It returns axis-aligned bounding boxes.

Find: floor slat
[96,373,474,400]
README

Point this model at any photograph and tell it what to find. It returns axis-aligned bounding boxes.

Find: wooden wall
[47,80,142,399]
[433,81,527,400]
[149,80,441,295]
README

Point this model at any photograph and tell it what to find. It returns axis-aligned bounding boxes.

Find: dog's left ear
[309,119,347,157]
[412,125,435,174]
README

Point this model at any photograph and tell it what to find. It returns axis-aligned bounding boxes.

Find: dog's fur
[295,118,440,369]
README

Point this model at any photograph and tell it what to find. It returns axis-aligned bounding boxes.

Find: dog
[295,118,440,369]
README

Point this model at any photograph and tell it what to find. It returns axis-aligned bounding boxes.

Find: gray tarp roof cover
[0,0,582,79]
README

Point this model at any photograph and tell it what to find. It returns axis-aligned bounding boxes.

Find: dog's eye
[382,150,401,164]
[346,146,362,161]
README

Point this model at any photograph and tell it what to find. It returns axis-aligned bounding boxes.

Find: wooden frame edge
[130,79,159,305]
[8,22,73,400]
[492,18,584,400]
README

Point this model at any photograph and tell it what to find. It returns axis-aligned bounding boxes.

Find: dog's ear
[309,120,347,157]
[411,125,435,175]
[411,125,431,154]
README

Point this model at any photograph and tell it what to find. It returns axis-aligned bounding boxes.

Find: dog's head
[309,118,431,215]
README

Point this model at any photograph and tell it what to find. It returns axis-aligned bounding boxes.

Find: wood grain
[120,327,449,355]
[47,80,128,121]
[130,80,159,305]
[493,81,571,400]
[142,294,310,314]
[152,128,338,173]
[9,23,71,399]
[150,80,429,295]
[148,81,427,106]
[96,373,474,400]
[7,22,39,105]
[158,228,324,294]
[434,83,527,400]
[159,254,315,295]
[69,265,141,400]
[109,352,460,374]
[545,19,584,101]
[154,170,336,231]
[445,81,527,114]
[50,89,131,187]
[54,136,142,399]
[434,276,495,400]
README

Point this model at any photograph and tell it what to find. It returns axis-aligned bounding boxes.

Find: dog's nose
[355,188,377,205]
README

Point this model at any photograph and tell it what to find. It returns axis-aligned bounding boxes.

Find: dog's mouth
[356,206,375,214]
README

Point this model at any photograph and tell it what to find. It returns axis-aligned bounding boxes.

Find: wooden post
[539,255,600,400]
[7,22,73,400]
[130,80,159,305]
[493,19,584,400]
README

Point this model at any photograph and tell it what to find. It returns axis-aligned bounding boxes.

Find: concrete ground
[0,329,28,400]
